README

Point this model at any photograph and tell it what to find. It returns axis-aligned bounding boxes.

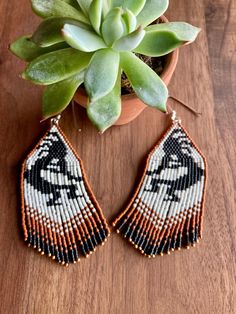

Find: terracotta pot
[74,15,179,125]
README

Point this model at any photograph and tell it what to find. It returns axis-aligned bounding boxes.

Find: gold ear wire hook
[50,114,61,127]
[170,109,181,124]
[168,95,202,116]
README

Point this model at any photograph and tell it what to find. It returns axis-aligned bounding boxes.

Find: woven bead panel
[113,123,207,257]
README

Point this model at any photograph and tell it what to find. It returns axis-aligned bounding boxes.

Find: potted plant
[10,0,200,132]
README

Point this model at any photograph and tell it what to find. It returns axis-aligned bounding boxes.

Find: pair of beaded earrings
[21,106,207,266]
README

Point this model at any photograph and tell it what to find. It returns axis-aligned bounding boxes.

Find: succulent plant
[10,0,200,132]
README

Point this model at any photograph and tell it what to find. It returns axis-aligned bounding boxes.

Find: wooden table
[1,1,235,313]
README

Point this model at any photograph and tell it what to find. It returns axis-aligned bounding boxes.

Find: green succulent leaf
[102,0,112,16]
[137,0,169,27]
[122,9,137,33]
[145,22,201,42]
[22,48,92,85]
[32,17,90,47]
[76,0,92,15]
[62,24,107,51]
[101,7,124,46]
[88,0,103,34]
[87,73,121,132]
[134,31,180,56]
[43,71,84,118]
[85,48,120,100]
[112,0,146,15]
[9,35,68,61]
[31,0,89,23]
[134,22,200,56]
[113,27,145,51]
[120,52,168,111]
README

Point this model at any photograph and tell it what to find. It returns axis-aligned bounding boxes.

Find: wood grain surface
[0,1,235,313]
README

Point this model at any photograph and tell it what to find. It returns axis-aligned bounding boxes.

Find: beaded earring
[21,115,110,266]
[113,107,207,257]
